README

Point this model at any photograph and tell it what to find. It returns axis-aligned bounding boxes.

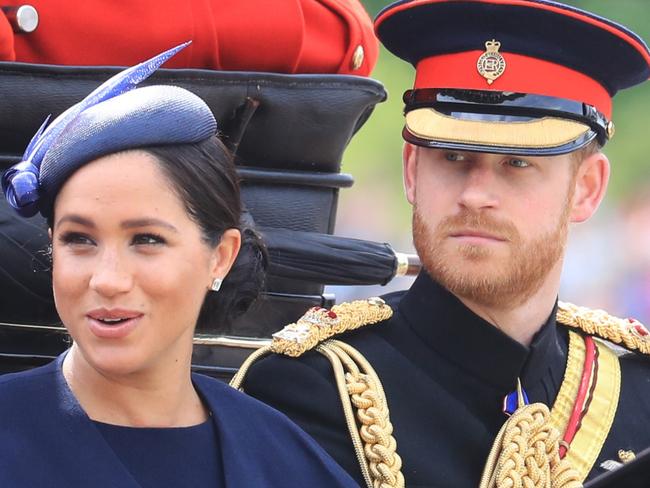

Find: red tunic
[1,0,378,75]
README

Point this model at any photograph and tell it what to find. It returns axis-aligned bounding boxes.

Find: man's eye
[132,233,166,246]
[59,232,95,246]
[445,152,466,162]
[507,158,531,168]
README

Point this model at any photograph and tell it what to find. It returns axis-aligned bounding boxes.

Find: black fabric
[376,1,650,95]
[94,419,224,488]
[261,228,397,286]
[244,272,650,487]
[0,198,58,325]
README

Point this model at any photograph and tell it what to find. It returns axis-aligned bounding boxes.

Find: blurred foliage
[339,0,650,240]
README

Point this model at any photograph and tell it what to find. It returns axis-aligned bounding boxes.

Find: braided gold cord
[557,302,650,355]
[480,403,582,488]
[232,300,400,488]
[316,343,375,488]
[229,345,273,390]
[271,298,393,357]
[321,340,405,488]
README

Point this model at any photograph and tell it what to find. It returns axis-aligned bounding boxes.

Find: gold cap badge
[477,39,506,85]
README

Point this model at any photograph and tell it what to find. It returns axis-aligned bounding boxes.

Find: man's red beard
[412,203,571,309]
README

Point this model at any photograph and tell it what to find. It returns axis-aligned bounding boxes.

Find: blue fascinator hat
[2,42,217,219]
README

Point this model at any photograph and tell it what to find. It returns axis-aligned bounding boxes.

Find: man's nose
[88,248,134,297]
[457,165,499,211]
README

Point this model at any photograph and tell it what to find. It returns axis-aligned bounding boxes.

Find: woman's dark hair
[45,136,267,330]
[139,137,267,331]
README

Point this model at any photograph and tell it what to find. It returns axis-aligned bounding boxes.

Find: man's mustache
[435,211,519,242]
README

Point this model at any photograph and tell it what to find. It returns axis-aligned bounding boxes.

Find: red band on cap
[415,51,612,118]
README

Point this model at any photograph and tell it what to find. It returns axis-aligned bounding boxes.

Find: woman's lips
[86,309,143,339]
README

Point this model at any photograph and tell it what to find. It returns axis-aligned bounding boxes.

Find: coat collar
[49,353,271,487]
[48,354,143,487]
[398,272,563,392]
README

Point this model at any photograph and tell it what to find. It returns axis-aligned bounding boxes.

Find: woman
[0,46,358,487]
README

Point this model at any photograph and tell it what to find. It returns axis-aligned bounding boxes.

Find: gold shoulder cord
[230,298,405,488]
[233,300,648,488]
[557,301,650,355]
[481,302,648,488]
[479,379,583,488]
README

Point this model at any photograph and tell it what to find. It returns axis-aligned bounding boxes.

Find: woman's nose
[88,248,134,297]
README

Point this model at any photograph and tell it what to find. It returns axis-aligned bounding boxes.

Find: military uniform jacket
[244,272,650,487]
[0,354,358,487]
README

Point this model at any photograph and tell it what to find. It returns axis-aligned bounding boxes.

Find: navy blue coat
[0,354,358,487]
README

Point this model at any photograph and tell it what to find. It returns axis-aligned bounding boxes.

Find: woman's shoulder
[192,373,358,486]
[0,360,58,405]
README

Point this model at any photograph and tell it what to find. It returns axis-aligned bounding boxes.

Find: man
[240,1,650,487]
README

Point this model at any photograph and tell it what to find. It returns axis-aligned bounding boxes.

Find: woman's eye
[445,152,466,162]
[58,232,95,247]
[507,158,531,168]
[132,233,166,246]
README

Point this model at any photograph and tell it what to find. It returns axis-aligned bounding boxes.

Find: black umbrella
[260,227,420,286]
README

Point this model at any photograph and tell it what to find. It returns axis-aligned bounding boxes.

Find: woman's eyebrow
[121,218,179,233]
[54,214,95,229]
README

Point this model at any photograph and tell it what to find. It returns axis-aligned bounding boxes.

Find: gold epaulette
[270,297,393,357]
[557,301,650,355]
[230,297,404,488]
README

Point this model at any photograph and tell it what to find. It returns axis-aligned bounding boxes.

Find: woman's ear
[209,228,241,283]
[570,151,610,223]
[403,143,418,205]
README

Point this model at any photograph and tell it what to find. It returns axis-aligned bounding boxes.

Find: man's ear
[403,143,418,205]
[209,228,241,285]
[570,151,610,223]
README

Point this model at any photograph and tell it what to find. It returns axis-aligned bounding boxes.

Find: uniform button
[351,45,364,71]
[2,5,39,33]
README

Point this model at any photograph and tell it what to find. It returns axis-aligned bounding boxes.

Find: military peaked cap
[375,0,650,155]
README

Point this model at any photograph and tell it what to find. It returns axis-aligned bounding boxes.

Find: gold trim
[618,449,636,464]
[192,335,271,349]
[394,252,410,277]
[230,338,404,488]
[405,108,589,149]
[557,301,650,355]
[477,39,506,85]
[549,331,584,444]
[270,298,392,357]
[351,45,365,71]
[550,331,621,481]
[0,323,271,350]
[0,321,66,332]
